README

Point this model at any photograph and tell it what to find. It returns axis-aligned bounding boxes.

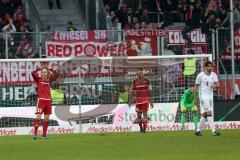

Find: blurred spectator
[117,1,129,28]
[22,19,34,32]
[177,0,187,22]
[125,0,140,12]
[111,16,120,29]
[110,11,116,20]
[103,0,119,12]
[17,20,34,32]
[221,1,240,28]
[140,8,150,24]
[181,0,202,44]
[0,0,14,19]
[0,13,11,29]
[18,24,27,32]
[141,21,148,29]
[201,0,221,33]
[131,15,139,28]
[12,0,24,9]
[15,34,38,58]
[2,18,16,46]
[218,4,228,27]
[151,22,159,29]
[13,5,27,30]
[157,0,179,26]
[104,3,111,15]
[66,21,77,31]
[134,22,140,29]
[201,10,218,33]
[127,7,133,26]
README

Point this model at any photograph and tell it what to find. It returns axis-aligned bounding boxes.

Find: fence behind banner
[0,29,210,58]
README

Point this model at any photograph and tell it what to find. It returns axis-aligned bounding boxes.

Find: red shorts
[136,102,149,112]
[36,99,52,115]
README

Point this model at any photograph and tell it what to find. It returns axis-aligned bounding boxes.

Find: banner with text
[125,29,165,56]
[46,29,164,58]
[51,30,108,42]
[165,29,208,54]
[1,103,240,135]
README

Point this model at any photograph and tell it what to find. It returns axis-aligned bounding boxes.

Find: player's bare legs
[137,112,143,132]
[142,112,148,133]
[33,113,42,139]
[42,114,50,139]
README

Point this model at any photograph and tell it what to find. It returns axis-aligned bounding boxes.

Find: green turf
[0,129,239,160]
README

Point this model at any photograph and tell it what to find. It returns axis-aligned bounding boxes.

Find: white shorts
[199,97,213,114]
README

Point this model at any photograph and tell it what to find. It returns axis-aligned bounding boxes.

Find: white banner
[1,103,239,135]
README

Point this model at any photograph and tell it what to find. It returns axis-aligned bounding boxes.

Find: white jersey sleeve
[195,72,203,85]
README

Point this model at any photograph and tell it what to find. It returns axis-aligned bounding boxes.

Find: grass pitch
[0,129,239,160]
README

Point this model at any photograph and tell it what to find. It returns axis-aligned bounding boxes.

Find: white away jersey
[195,71,218,99]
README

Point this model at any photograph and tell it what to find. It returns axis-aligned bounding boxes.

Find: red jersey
[131,77,151,104]
[32,68,59,100]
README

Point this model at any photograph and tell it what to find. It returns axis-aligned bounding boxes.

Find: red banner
[218,79,240,99]
[222,27,240,60]
[46,41,127,57]
[125,30,163,56]
[51,30,108,42]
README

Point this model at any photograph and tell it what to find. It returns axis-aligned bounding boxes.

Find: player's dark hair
[204,61,213,67]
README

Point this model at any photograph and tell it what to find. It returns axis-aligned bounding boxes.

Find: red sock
[34,119,40,135]
[138,118,143,128]
[42,120,48,137]
[142,117,148,130]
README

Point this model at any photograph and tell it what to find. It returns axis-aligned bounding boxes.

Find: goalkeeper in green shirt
[180,86,198,130]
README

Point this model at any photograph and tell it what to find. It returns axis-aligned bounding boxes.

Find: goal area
[0,54,212,134]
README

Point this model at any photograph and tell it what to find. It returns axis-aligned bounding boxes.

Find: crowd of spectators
[103,0,235,31]
[0,0,37,59]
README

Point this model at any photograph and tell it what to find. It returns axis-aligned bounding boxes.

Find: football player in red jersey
[128,69,153,133]
[32,65,59,139]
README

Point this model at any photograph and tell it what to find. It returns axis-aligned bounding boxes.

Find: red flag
[204,0,218,17]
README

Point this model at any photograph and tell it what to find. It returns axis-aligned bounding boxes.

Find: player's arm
[148,83,153,109]
[180,90,187,112]
[211,73,220,89]
[194,84,199,107]
[31,68,41,82]
[194,73,201,107]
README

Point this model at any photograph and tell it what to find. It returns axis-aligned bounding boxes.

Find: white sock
[207,116,216,133]
[197,116,206,132]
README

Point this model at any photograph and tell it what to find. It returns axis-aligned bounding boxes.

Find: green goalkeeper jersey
[180,88,194,107]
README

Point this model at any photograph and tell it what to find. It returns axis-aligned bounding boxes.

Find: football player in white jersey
[194,61,220,136]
